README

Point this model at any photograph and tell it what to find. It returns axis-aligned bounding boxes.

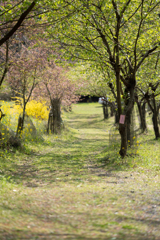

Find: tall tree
[7,45,44,136]
[33,61,78,134]
[136,53,160,136]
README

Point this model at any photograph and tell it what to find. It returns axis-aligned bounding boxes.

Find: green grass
[0,102,160,240]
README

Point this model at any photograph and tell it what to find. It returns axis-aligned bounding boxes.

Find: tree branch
[0,40,9,87]
[121,2,142,27]
[112,0,120,19]
[136,46,158,70]
[0,1,36,46]
[120,0,131,18]
[0,1,24,18]
[134,0,144,70]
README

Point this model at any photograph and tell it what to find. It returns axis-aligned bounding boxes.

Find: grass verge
[0,103,159,240]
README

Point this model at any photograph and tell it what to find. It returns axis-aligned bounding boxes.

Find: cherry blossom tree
[34,61,78,134]
[7,44,45,136]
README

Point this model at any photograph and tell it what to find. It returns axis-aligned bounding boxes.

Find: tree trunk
[16,105,26,137]
[0,109,5,121]
[16,115,23,136]
[119,84,135,157]
[126,109,134,146]
[152,98,160,139]
[119,109,134,156]
[136,101,147,132]
[119,123,127,158]
[152,115,160,139]
[136,101,142,129]
[141,102,147,132]
[110,104,114,117]
[115,110,119,124]
[103,102,109,120]
[47,98,61,134]
[144,94,159,139]
[158,102,160,124]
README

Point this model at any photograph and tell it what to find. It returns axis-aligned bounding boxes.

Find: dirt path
[0,104,160,240]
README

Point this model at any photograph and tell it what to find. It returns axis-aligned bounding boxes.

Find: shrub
[13,98,49,120]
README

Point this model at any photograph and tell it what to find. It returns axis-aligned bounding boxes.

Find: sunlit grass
[0,102,159,240]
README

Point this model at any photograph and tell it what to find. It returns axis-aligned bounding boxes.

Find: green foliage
[68,63,115,100]
[46,0,160,66]
[0,1,36,24]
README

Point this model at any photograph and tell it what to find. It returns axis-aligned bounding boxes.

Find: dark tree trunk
[119,111,134,157]
[115,110,119,124]
[16,115,23,136]
[110,104,114,117]
[103,102,109,120]
[16,105,26,137]
[0,109,5,121]
[119,85,135,157]
[158,102,160,124]
[141,102,147,132]
[152,98,160,139]
[152,114,160,139]
[144,92,160,139]
[119,123,127,158]
[47,98,61,134]
[136,100,147,132]
[126,109,134,146]
[137,101,142,129]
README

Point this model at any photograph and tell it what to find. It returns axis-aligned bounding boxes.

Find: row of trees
[1,39,78,136]
[0,0,78,138]
[69,61,160,136]
[45,0,160,157]
[0,0,160,158]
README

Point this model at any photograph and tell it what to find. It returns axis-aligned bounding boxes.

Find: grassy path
[0,103,160,240]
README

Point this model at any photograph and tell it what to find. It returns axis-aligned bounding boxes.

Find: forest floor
[0,103,160,240]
